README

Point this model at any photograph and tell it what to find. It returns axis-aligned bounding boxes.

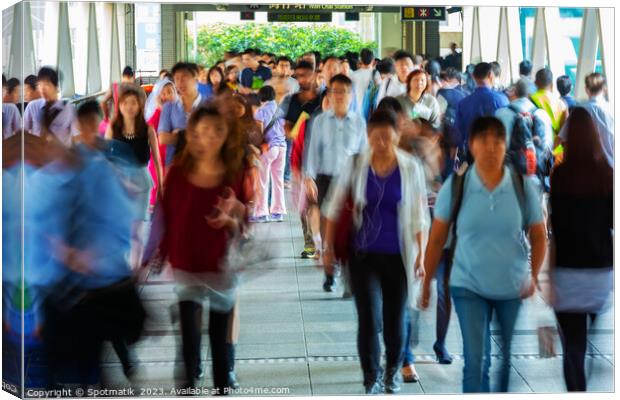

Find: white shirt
[375,75,407,106]
[350,68,374,112]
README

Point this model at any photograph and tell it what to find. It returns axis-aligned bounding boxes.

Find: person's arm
[148,126,165,200]
[157,104,179,145]
[420,218,450,309]
[527,223,547,292]
[100,87,113,120]
[104,124,113,140]
[429,97,441,129]
[304,116,323,201]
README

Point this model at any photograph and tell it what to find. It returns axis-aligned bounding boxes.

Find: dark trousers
[283,139,292,183]
[555,312,597,392]
[435,250,452,347]
[350,252,408,386]
[179,301,232,392]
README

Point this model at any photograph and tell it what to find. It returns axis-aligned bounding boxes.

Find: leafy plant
[192,23,376,66]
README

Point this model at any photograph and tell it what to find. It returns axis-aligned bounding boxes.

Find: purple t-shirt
[355,166,402,255]
[255,100,286,148]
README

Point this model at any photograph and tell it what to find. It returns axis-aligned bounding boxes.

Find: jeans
[451,286,521,393]
[283,139,292,183]
[179,301,232,391]
[402,309,418,365]
[555,312,597,391]
[350,252,408,386]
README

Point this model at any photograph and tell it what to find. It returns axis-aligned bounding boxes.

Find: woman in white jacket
[322,109,430,395]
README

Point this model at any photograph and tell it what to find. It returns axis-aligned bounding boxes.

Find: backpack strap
[442,162,470,301]
[509,165,527,231]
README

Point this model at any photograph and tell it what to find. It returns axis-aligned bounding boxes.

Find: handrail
[67,90,107,105]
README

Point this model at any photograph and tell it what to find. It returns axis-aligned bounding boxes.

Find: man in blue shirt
[239,49,272,93]
[305,74,368,292]
[158,62,205,166]
[559,72,614,167]
[455,62,509,160]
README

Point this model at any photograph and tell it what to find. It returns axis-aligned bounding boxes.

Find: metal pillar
[8,2,37,79]
[57,2,75,97]
[86,3,102,93]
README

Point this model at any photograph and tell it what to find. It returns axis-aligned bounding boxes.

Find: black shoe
[383,367,402,394]
[322,275,335,292]
[433,342,453,365]
[195,362,205,380]
[364,380,384,395]
[227,370,240,390]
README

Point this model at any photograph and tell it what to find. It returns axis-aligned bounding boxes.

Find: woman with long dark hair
[549,107,613,392]
[207,66,230,97]
[105,87,164,268]
[155,102,251,392]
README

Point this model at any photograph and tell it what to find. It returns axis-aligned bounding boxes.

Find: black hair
[556,75,573,97]
[24,75,37,91]
[376,58,395,75]
[37,66,59,87]
[312,51,322,65]
[376,96,404,115]
[245,93,261,107]
[469,116,506,143]
[368,108,398,131]
[490,61,501,77]
[2,74,6,87]
[322,55,341,65]
[393,50,414,63]
[360,48,374,66]
[171,62,199,77]
[535,68,553,88]
[425,60,441,78]
[6,78,20,95]
[276,56,293,66]
[441,67,461,82]
[122,66,134,77]
[77,100,102,119]
[519,60,532,77]
[258,85,276,102]
[329,74,352,88]
[242,48,256,57]
[295,60,315,72]
[473,62,493,80]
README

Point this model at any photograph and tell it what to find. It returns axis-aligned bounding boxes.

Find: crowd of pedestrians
[2,43,613,395]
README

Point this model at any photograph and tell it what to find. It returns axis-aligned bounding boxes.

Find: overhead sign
[401,7,446,21]
[267,4,355,11]
[345,12,360,21]
[267,12,332,22]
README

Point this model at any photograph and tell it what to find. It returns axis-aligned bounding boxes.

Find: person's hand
[205,208,237,231]
[305,177,318,203]
[414,255,425,280]
[216,187,245,221]
[418,280,432,310]
[520,277,538,299]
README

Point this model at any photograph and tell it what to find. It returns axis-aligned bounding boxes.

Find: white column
[71,3,89,95]
[461,6,474,68]
[86,3,102,93]
[531,8,546,73]
[598,8,614,108]
[8,2,37,79]
[110,3,122,83]
[469,7,482,64]
[542,8,565,89]
[41,2,59,68]
[478,7,500,62]
[574,8,599,101]
[117,4,127,69]
[57,2,75,97]
[99,3,113,88]
[496,7,524,86]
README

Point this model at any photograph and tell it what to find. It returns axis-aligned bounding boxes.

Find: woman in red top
[156,103,251,392]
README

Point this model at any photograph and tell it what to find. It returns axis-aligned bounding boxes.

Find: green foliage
[193,23,377,66]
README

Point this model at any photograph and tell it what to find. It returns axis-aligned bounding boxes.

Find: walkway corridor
[97,194,614,396]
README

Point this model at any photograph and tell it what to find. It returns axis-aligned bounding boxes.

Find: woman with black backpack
[419,116,547,393]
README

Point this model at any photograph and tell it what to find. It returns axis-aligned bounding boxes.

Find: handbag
[333,154,361,264]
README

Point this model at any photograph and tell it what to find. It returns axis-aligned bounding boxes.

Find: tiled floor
[98,195,614,396]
